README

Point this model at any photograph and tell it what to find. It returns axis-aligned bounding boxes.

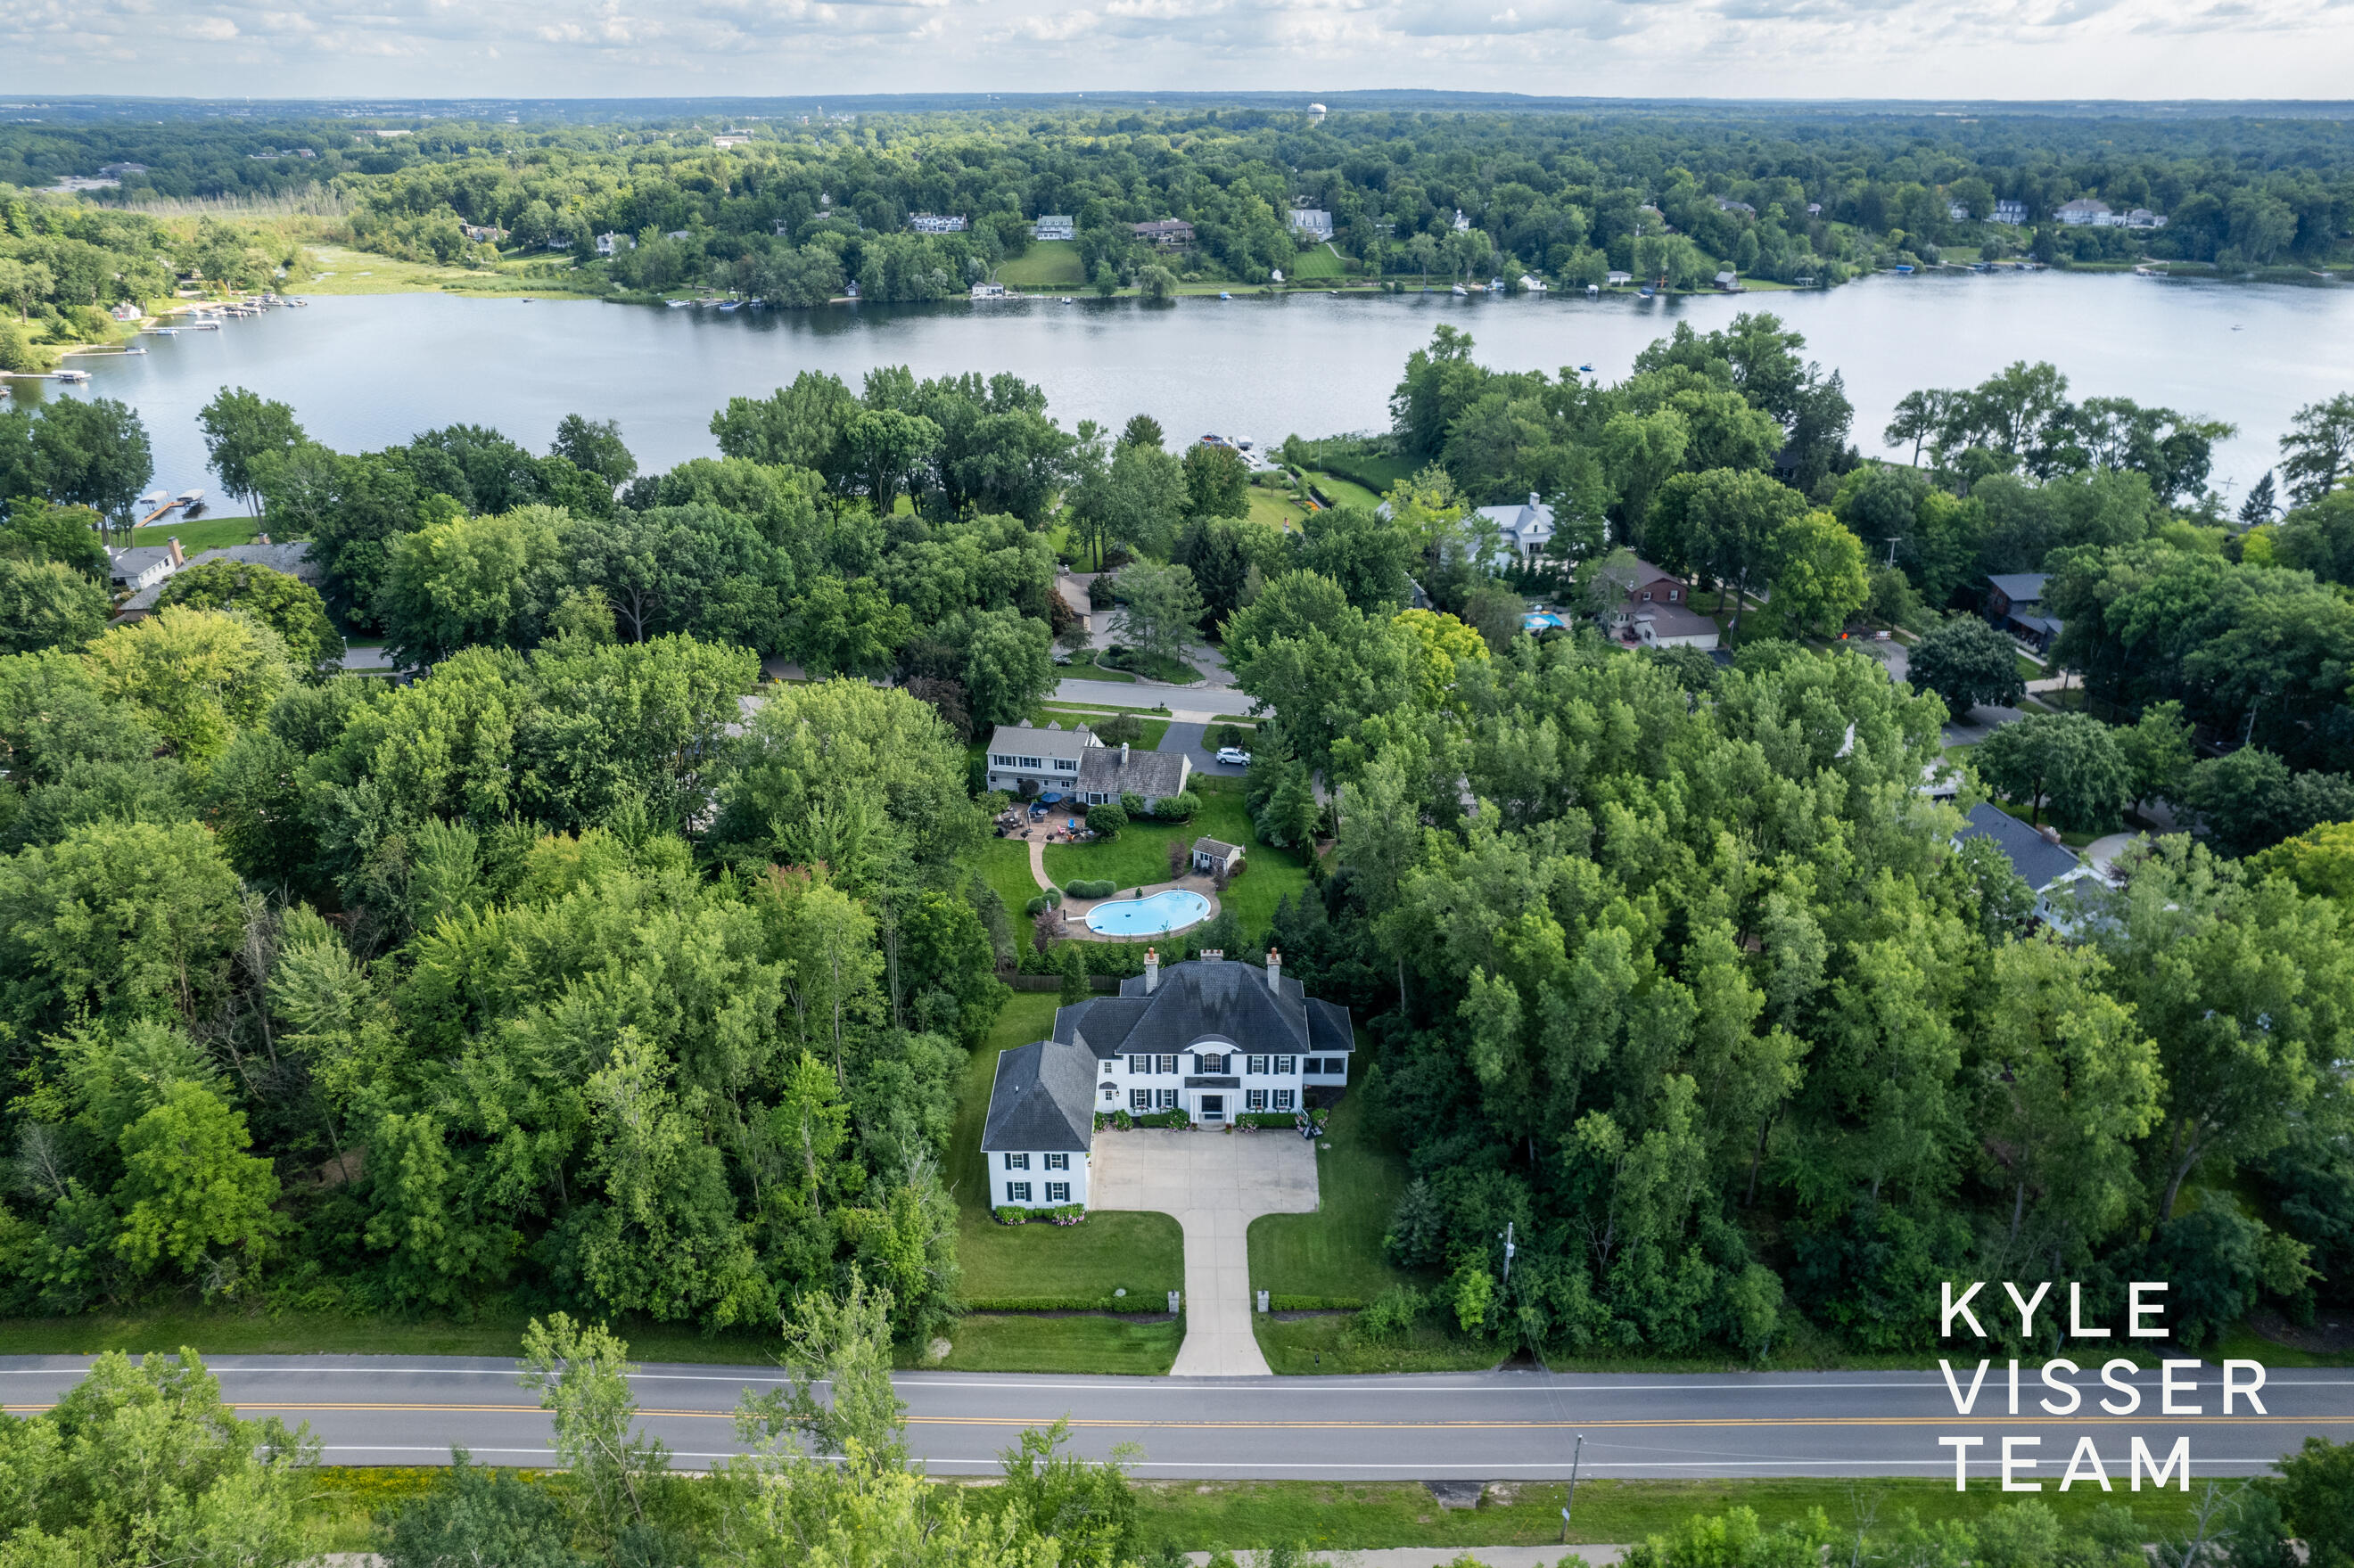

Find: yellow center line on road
[0,1403,2341,1430]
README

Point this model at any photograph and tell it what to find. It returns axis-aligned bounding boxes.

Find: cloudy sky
[4,0,2351,101]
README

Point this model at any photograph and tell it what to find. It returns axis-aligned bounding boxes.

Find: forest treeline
[4,99,2352,332]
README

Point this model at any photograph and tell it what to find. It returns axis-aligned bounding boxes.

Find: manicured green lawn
[1041,786,1310,938]
[1055,650,1138,683]
[131,515,261,551]
[948,993,1183,1307]
[1321,453,1415,496]
[1282,245,1350,279]
[1247,488,1310,531]
[1247,1091,1418,1305]
[910,1312,1181,1375]
[0,1307,784,1366]
[973,836,1047,915]
[1027,711,1171,750]
[1133,1477,2205,1556]
[1305,472,1383,510]
[997,241,1088,288]
[1103,646,1201,684]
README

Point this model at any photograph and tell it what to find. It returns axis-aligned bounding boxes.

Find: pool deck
[1065,876,1222,940]
[1010,822,1222,940]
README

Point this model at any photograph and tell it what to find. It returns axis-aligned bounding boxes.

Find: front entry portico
[1197,1092,1226,1123]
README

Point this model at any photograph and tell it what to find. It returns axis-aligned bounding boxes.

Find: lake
[13,272,2354,507]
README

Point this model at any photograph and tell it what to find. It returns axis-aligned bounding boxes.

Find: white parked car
[1215,747,1251,767]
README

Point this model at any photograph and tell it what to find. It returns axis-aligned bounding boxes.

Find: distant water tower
[1307,103,1327,122]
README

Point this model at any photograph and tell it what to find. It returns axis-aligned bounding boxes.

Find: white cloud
[0,0,2347,94]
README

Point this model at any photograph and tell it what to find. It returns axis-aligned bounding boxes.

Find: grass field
[1247,488,1312,531]
[1247,1091,1420,1304]
[997,241,1089,289]
[1132,1476,2208,1556]
[296,244,599,299]
[1103,646,1201,684]
[1028,711,1172,750]
[1305,471,1384,510]
[1054,649,1138,682]
[1041,785,1311,938]
[973,835,1047,915]
[1283,245,1351,279]
[914,1312,1182,1374]
[131,515,262,551]
[1321,452,1417,495]
[0,1305,783,1366]
[947,995,1183,1296]
[309,1470,2215,1559]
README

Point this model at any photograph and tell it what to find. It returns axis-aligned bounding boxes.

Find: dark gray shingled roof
[1051,958,1354,1062]
[1078,744,1188,799]
[981,1039,1098,1153]
[1955,801,2080,893]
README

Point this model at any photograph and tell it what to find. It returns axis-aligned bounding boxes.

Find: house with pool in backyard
[983,719,1191,810]
[981,948,1355,1211]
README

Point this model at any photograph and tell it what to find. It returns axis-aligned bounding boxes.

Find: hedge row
[962,1293,1166,1313]
[1270,1294,1365,1312]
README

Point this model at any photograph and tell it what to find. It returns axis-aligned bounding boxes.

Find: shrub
[1355,1285,1428,1342]
[1211,723,1247,750]
[1154,790,1201,822]
[1047,1204,1087,1227]
[993,1205,1030,1226]
[1023,891,1062,915]
[1133,1109,1190,1129]
[1120,792,1148,817]
[1094,712,1146,745]
[1065,878,1118,899]
[1086,803,1128,838]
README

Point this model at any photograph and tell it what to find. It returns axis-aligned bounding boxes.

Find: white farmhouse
[1477,492,1556,566]
[982,951,1357,1211]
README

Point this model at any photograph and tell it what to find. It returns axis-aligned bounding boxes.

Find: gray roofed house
[1954,801,2080,894]
[1477,493,1555,566]
[108,541,183,594]
[114,540,320,620]
[1986,572,2061,651]
[982,1039,1099,1154]
[1078,743,1189,808]
[1050,951,1356,1128]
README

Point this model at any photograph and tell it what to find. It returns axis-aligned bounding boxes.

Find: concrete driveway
[1091,1129,1318,1376]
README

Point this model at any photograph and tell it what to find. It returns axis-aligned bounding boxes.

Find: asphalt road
[1,1359,2344,1481]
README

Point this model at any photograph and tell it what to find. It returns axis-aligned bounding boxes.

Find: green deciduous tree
[1180,441,1249,520]
[0,557,107,654]
[1907,614,2025,717]
[112,1078,282,1286]
[1765,510,1870,638]
[1971,711,2131,832]
[1110,561,1206,668]
[155,557,345,675]
[196,385,306,513]
[2279,392,2354,507]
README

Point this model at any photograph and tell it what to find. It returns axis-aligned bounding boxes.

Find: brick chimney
[166,536,185,567]
[1143,947,1158,994]
[1266,947,1282,993]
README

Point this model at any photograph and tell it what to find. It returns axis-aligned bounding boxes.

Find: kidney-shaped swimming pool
[1083,889,1213,937]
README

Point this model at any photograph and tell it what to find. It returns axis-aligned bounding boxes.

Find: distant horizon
[6,93,2354,117]
[4,0,2350,108]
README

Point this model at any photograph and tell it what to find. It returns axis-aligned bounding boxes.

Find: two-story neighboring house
[983,719,1191,810]
[1601,557,1719,650]
[982,950,1357,1209]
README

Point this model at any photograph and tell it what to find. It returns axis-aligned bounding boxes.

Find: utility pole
[1500,1222,1515,1286]
[1560,1433,1585,1543]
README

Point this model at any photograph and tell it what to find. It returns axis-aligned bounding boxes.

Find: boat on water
[145,326,178,336]
[188,321,221,330]
[122,347,146,355]
[175,488,205,507]
[54,368,90,383]
[666,300,690,308]
[1218,291,1231,300]
[1637,286,1655,298]
[717,300,739,311]
[136,490,169,512]
[1059,296,1073,305]
[1451,283,1468,296]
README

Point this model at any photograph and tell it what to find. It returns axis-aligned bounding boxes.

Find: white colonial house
[984,719,1191,810]
[1477,493,1557,566]
[982,949,1357,1209]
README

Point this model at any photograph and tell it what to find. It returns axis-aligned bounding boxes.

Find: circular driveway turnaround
[1089,1128,1319,1376]
[0,1359,2343,1479]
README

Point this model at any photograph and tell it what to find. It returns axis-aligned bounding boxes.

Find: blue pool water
[1084,890,1213,936]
